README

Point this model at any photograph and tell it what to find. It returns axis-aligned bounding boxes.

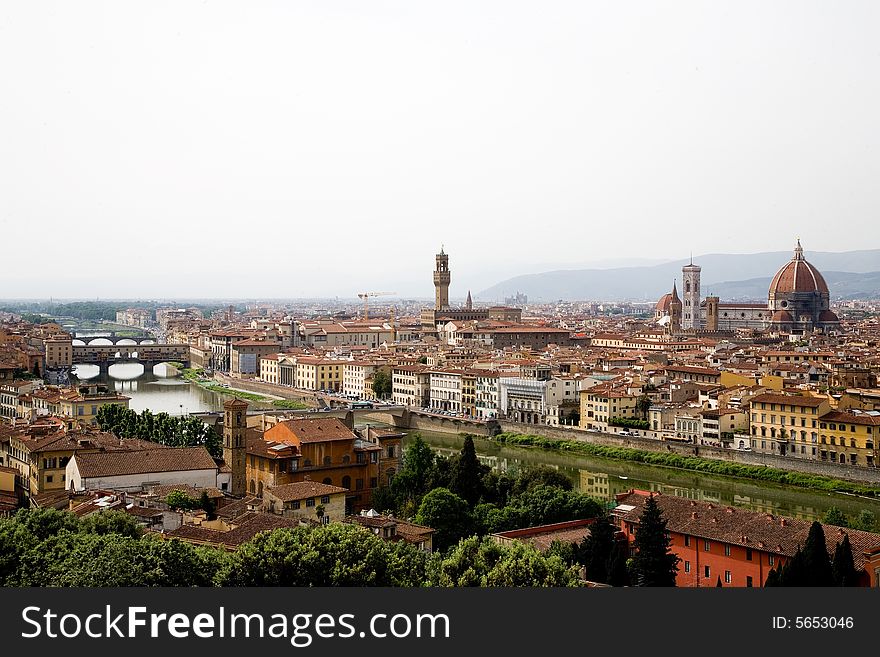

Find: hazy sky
[1,1,879,299]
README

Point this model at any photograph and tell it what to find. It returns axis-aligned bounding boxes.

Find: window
[684,535,690,547]
[704,539,710,552]
[292,500,301,510]
[724,545,731,556]
[746,576,753,587]
[322,477,332,485]
[768,555,774,566]
[356,478,364,490]
[320,495,330,504]
[306,498,316,507]
[370,477,378,488]
[746,548,753,561]
[704,565,710,579]
[684,561,690,573]
[724,571,731,584]
[387,446,395,458]
[46,475,53,483]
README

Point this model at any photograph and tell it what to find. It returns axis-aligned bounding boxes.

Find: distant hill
[707,270,880,301]
[476,250,880,302]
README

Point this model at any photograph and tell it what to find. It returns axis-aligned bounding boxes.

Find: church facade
[656,241,839,336]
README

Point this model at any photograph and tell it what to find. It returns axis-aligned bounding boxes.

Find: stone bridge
[72,344,190,373]
[73,334,157,346]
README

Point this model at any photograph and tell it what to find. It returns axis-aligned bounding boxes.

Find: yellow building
[818,410,880,467]
[59,386,131,427]
[295,358,348,392]
[579,385,640,432]
[262,481,348,523]
[748,393,831,458]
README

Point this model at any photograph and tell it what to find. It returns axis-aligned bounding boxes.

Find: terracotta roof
[74,447,217,478]
[614,491,880,572]
[266,481,348,501]
[769,241,829,296]
[166,512,301,549]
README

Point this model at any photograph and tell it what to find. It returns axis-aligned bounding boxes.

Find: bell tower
[223,398,248,496]
[682,256,702,330]
[433,246,451,310]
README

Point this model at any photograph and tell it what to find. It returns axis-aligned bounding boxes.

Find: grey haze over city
[1,1,879,299]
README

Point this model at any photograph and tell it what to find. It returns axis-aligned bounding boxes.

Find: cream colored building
[262,481,347,523]
[392,365,431,407]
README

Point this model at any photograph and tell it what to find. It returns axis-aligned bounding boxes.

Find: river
[407,431,880,524]
[68,351,880,523]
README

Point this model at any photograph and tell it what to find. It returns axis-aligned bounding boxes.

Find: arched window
[249,480,256,494]
[323,456,332,466]
[342,455,350,464]
[304,459,312,467]
[322,477,332,485]
[386,468,396,485]
[342,475,351,489]
[257,481,263,496]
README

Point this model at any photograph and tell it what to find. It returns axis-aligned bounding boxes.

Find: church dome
[656,293,673,312]
[769,240,829,296]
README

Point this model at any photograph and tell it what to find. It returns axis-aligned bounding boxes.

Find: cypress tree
[779,548,807,586]
[631,495,680,586]
[764,565,781,587]
[450,436,483,506]
[832,535,859,587]
[580,512,616,584]
[716,576,722,587]
[802,521,834,586]
[607,542,630,587]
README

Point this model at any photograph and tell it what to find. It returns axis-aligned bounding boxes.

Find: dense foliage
[609,417,650,430]
[0,508,575,588]
[822,506,876,532]
[492,432,880,499]
[96,404,221,457]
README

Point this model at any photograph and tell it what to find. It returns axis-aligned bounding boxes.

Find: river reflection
[409,431,880,523]
[71,363,275,415]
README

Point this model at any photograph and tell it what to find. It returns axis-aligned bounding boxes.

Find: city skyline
[2,2,880,298]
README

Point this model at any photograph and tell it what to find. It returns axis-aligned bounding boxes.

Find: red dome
[818,309,840,324]
[771,310,794,324]
[769,241,829,296]
[656,293,673,312]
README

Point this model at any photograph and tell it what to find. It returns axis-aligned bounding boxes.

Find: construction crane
[357,292,397,321]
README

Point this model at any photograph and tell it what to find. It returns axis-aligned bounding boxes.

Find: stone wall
[497,421,880,484]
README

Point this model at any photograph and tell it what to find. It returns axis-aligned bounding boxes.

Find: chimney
[691,512,698,519]
[779,518,787,527]
[303,474,311,482]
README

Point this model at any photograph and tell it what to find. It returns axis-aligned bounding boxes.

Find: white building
[392,365,431,407]
[475,372,500,420]
[429,370,462,413]
[66,447,220,493]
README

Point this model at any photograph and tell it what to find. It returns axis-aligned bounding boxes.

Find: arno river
[72,355,880,523]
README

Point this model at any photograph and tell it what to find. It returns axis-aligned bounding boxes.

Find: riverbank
[487,431,880,498]
[181,368,310,409]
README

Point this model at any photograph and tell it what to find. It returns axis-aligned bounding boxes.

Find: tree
[79,511,143,539]
[853,510,876,532]
[371,371,392,399]
[636,394,652,420]
[802,521,834,586]
[822,506,849,528]
[607,543,630,587]
[579,512,616,584]
[200,491,217,520]
[511,466,573,496]
[391,434,435,504]
[450,436,485,506]
[716,576,722,587]
[631,495,680,586]
[428,536,579,587]
[414,488,474,553]
[165,490,199,511]
[832,535,860,586]
[215,524,428,587]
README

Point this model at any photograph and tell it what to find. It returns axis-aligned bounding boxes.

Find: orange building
[246,417,401,513]
[613,490,880,587]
